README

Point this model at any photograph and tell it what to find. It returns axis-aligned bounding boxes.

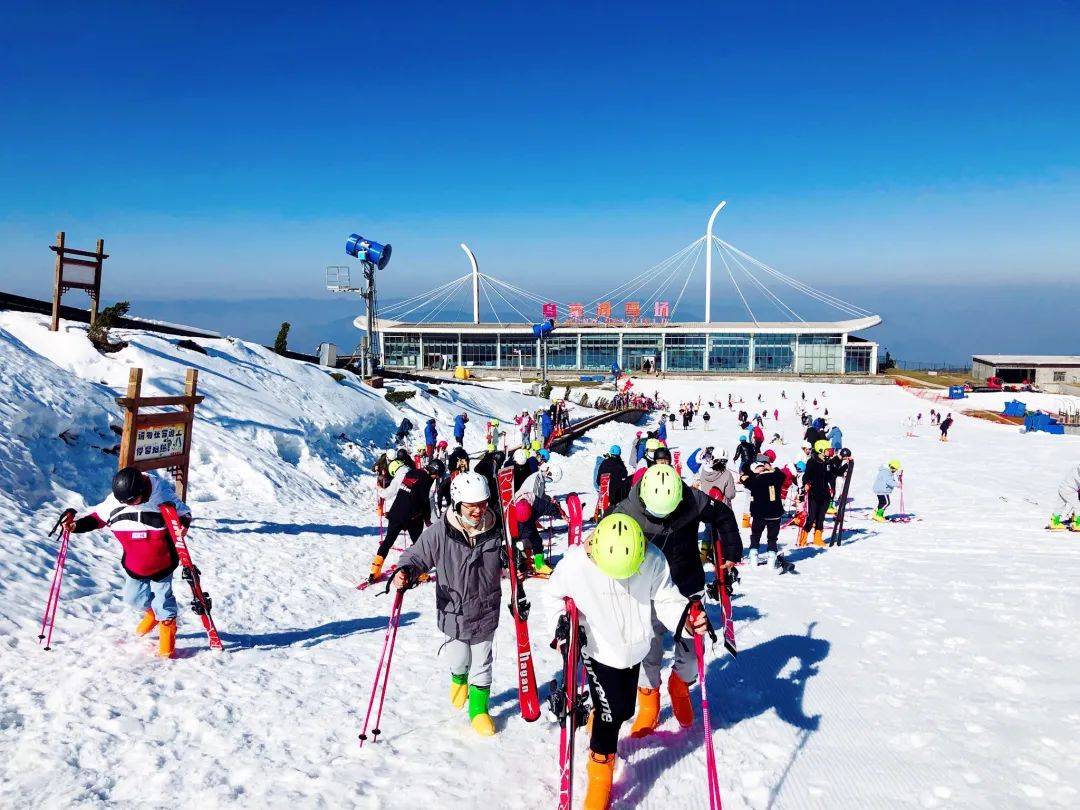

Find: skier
[547,512,709,810]
[488,419,504,451]
[702,410,711,431]
[425,455,450,515]
[510,449,560,575]
[370,459,434,582]
[611,464,742,738]
[60,467,190,658]
[453,411,469,446]
[740,454,788,567]
[424,418,438,459]
[872,460,902,522]
[630,432,647,467]
[1048,462,1080,531]
[828,424,843,453]
[540,409,554,446]
[596,445,630,510]
[799,440,833,547]
[940,413,954,442]
[733,433,757,476]
[657,417,668,443]
[696,450,735,502]
[391,472,504,736]
[473,444,505,509]
[393,417,414,447]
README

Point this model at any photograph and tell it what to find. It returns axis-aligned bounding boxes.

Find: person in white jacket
[547,512,708,810]
[1049,462,1080,531]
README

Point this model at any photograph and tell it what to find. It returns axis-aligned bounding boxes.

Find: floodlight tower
[344,233,392,377]
[704,200,727,323]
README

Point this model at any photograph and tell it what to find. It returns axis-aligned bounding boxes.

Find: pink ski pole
[38,519,72,651]
[691,601,724,810]
[359,588,404,746]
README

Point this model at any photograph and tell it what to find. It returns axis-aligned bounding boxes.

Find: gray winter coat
[397,509,504,643]
[697,465,736,502]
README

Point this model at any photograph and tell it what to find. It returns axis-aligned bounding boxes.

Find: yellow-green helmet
[590,514,646,580]
[645,438,661,452]
[639,464,683,517]
[888,459,902,471]
[486,443,496,452]
[531,440,542,451]
[388,459,404,476]
[813,439,830,454]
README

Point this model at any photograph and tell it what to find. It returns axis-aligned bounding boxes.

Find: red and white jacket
[85,476,191,580]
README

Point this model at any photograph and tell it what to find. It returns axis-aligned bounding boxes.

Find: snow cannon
[532,319,555,339]
[345,233,392,270]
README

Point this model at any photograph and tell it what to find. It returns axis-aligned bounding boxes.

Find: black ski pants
[750,516,781,553]
[582,652,640,756]
[806,495,830,532]
[376,514,424,559]
[877,494,891,510]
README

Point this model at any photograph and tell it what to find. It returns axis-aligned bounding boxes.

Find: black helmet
[112,467,149,504]
[652,447,673,465]
[839,448,852,458]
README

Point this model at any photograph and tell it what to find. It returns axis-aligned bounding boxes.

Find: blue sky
[2,2,1079,321]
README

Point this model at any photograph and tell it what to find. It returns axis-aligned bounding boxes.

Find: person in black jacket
[472,444,505,511]
[733,433,757,476]
[370,460,434,582]
[800,440,832,548]
[595,445,629,513]
[740,455,787,568]
[611,463,742,737]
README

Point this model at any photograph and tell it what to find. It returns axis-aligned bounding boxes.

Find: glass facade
[499,335,537,369]
[422,335,459,369]
[754,334,795,372]
[798,334,843,374]
[665,334,707,371]
[545,335,580,369]
[383,333,420,368]
[580,335,619,370]
[460,335,498,367]
[844,344,873,374]
[708,334,751,371]
[622,333,662,372]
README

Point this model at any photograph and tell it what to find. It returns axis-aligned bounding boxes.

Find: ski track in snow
[2,312,1079,809]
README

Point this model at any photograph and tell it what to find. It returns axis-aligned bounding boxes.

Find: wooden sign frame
[50,231,108,332]
[116,368,203,501]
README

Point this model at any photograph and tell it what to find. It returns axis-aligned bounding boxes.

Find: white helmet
[716,448,729,461]
[450,472,490,506]
[543,464,563,484]
[513,448,529,465]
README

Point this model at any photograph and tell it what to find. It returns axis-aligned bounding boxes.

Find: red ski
[594,474,610,521]
[707,488,738,658]
[357,565,398,592]
[160,504,223,652]
[552,596,587,810]
[497,466,541,722]
[565,492,583,547]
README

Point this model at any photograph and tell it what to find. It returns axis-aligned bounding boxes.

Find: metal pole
[461,243,480,325]
[704,201,727,324]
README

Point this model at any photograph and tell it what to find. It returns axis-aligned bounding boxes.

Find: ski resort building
[971,355,1080,390]
[343,202,883,376]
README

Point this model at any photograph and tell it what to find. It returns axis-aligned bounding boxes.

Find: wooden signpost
[49,231,108,332]
[116,368,203,500]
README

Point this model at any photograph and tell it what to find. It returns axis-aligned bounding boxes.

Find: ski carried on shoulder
[593,474,610,521]
[829,459,854,546]
[160,504,223,652]
[497,466,541,722]
[566,492,583,547]
[705,487,737,657]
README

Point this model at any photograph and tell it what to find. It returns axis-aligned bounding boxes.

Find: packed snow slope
[1,310,1078,809]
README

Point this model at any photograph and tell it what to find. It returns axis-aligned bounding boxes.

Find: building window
[382,333,420,368]
[580,335,619,370]
[708,334,750,371]
[461,335,497,367]
[423,335,458,370]
[665,334,707,371]
[544,335,580,369]
[755,334,795,372]
[499,335,537,369]
[844,344,873,374]
[1053,371,1066,382]
[622,333,662,372]
[798,334,843,374]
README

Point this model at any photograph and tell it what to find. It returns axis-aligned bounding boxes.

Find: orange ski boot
[668,672,694,728]
[629,687,660,738]
[583,751,616,810]
[368,555,385,583]
[134,609,158,637]
[813,529,825,548]
[796,529,809,548]
[158,619,177,658]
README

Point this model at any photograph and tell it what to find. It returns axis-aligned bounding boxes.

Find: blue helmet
[795,460,806,472]
[812,418,825,430]
[538,449,551,462]
[739,434,748,442]
[609,445,621,456]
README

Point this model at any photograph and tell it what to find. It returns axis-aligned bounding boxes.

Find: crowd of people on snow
[51,383,1079,810]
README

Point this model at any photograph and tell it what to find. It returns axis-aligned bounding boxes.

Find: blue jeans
[122,575,178,621]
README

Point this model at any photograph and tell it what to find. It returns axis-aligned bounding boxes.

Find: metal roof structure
[972,355,1080,366]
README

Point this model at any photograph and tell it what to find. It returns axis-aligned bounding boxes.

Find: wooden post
[177,369,199,501]
[117,368,143,467]
[90,238,105,326]
[51,231,65,332]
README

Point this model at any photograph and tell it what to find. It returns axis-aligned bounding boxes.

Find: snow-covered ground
[2,311,1078,809]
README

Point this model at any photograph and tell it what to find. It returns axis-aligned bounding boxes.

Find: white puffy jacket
[547,544,689,670]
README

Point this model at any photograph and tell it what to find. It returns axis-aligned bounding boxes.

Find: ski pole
[690,600,724,810]
[359,588,404,746]
[39,522,72,651]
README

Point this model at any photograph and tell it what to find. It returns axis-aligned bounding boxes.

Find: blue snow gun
[532,319,556,339]
[345,233,392,270]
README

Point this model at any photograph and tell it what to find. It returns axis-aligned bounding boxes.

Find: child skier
[740,454,788,567]
[1048,462,1080,531]
[370,459,434,582]
[391,472,504,735]
[872,460,902,521]
[547,512,709,810]
[939,413,954,442]
[799,440,833,547]
[60,467,190,658]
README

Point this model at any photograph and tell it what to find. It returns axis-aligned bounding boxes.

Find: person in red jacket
[62,467,191,657]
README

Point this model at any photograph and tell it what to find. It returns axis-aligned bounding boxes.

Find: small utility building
[971,355,1080,390]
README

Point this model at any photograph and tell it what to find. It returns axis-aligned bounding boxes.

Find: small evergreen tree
[274,322,291,355]
[88,301,130,352]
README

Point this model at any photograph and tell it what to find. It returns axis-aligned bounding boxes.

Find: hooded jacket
[424,421,438,446]
[453,414,468,439]
[873,466,900,496]
[697,464,736,502]
[612,479,742,597]
[397,508,503,643]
